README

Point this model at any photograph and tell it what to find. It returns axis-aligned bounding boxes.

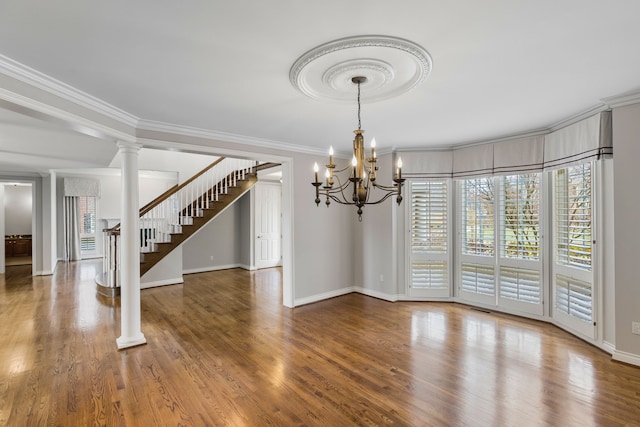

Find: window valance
[63,178,101,197]
[400,150,453,179]
[452,144,493,178]
[399,111,612,180]
[493,136,544,175]
[544,111,612,170]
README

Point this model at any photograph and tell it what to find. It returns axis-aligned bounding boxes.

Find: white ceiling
[1,0,640,166]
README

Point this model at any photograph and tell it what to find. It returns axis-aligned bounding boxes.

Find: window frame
[551,162,596,339]
[457,174,545,315]
[406,179,452,298]
[78,195,98,258]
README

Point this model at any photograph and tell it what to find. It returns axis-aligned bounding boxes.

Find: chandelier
[312,76,405,220]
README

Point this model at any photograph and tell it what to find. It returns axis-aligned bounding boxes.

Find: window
[500,174,540,261]
[552,162,595,338]
[408,180,450,297]
[555,164,592,269]
[498,173,543,313]
[458,174,543,313]
[459,178,496,304]
[461,178,495,256]
[78,196,97,255]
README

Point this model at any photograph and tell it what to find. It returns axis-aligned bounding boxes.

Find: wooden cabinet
[5,237,32,257]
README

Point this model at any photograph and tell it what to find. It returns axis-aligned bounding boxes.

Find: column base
[116,334,147,350]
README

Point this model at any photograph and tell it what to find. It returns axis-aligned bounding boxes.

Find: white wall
[612,102,640,360]
[111,148,216,184]
[4,184,32,235]
[97,172,177,220]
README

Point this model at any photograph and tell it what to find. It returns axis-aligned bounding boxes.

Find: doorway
[254,181,282,269]
[2,182,34,274]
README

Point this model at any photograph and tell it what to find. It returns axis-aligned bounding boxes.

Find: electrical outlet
[210,255,214,261]
[379,274,384,282]
[633,322,640,335]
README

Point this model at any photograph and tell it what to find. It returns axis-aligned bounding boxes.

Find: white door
[254,182,281,269]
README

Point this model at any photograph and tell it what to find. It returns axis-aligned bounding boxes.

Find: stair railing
[99,157,256,291]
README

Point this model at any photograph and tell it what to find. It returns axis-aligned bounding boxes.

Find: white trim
[602,341,616,355]
[0,87,136,143]
[294,287,355,307]
[612,349,640,367]
[182,264,244,275]
[140,277,184,289]
[548,104,609,133]
[602,88,640,109]
[137,120,326,156]
[0,54,139,127]
[354,287,399,302]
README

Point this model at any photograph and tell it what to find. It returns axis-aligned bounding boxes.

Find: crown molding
[601,88,640,109]
[0,54,139,128]
[0,87,136,143]
[136,119,327,156]
[547,103,609,132]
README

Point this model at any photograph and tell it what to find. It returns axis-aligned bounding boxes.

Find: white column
[116,142,147,349]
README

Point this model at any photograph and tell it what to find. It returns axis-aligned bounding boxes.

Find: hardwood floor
[1,261,640,426]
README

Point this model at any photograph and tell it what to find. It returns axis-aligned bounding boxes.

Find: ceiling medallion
[289,35,433,103]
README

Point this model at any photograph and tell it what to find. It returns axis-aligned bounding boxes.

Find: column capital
[117,141,143,153]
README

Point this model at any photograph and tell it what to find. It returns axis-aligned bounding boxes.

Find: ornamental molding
[289,35,433,103]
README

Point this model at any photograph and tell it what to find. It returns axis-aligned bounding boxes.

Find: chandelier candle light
[312,76,405,220]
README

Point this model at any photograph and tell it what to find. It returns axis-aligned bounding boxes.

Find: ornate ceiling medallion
[289,35,433,103]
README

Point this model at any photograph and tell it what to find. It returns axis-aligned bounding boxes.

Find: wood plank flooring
[1,261,640,426]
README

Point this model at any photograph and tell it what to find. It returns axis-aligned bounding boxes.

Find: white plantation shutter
[79,196,97,254]
[499,266,540,304]
[497,174,543,314]
[461,178,495,256]
[411,260,448,289]
[461,262,495,296]
[408,180,450,297]
[555,274,592,322]
[458,178,496,305]
[500,174,540,260]
[555,164,592,269]
[552,162,595,338]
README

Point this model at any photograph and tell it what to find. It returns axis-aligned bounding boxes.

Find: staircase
[97,157,261,296]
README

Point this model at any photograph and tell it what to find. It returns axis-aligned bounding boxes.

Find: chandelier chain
[357,80,361,130]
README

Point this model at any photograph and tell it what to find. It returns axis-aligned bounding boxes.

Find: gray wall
[613,102,640,357]
[238,190,252,268]
[182,196,245,272]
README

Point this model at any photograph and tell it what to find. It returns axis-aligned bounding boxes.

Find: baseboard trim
[612,349,640,367]
[183,264,243,275]
[141,277,184,289]
[602,341,616,356]
[353,287,399,302]
[294,287,355,307]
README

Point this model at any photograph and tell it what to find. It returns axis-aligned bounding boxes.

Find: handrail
[138,184,179,215]
[106,157,226,232]
[140,157,225,217]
